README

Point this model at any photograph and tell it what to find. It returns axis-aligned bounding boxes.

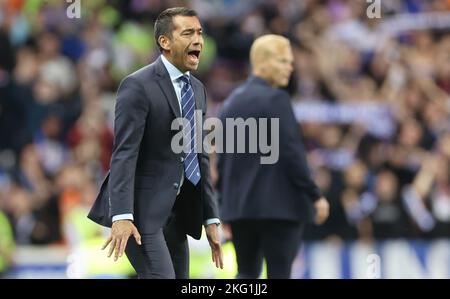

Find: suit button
[173,182,179,189]
[180,156,184,163]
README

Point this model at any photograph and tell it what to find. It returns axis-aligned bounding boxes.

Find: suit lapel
[155,56,205,117]
[155,57,181,118]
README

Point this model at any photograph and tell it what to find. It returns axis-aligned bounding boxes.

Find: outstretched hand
[205,224,223,269]
[102,220,141,261]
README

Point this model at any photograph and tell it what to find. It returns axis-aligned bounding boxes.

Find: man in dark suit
[217,35,329,279]
[88,7,223,279]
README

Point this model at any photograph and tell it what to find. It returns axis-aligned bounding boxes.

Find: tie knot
[178,75,190,85]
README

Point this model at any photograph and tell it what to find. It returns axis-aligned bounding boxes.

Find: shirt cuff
[204,218,221,226]
[112,213,134,222]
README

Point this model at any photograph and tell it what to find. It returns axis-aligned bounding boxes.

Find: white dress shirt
[112,55,220,226]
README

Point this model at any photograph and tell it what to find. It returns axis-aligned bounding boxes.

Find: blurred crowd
[0,0,450,274]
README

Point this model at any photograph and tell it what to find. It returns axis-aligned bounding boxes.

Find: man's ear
[158,35,171,52]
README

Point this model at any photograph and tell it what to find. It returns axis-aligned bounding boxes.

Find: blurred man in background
[88,7,222,279]
[218,35,329,279]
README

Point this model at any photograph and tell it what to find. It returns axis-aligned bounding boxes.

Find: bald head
[250,35,290,67]
[249,35,294,88]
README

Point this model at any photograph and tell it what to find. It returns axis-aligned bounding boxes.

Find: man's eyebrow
[181,27,202,33]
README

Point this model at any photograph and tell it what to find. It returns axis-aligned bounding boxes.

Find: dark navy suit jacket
[218,76,320,224]
[88,57,218,239]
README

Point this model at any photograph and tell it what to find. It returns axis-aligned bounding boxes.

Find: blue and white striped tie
[179,75,201,185]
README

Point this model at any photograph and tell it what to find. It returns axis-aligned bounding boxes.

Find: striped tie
[179,75,201,185]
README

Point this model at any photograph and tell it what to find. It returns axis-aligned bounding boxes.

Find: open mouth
[187,50,201,64]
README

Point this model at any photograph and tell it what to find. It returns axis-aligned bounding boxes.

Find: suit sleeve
[108,76,150,217]
[200,86,219,221]
[271,90,321,202]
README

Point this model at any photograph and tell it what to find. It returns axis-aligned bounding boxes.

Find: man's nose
[193,33,203,45]
[287,63,293,73]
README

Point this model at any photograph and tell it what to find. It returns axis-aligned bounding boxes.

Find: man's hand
[205,224,223,269]
[314,197,330,225]
[102,220,141,261]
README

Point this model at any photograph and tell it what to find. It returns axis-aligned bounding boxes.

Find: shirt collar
[160,54,190,82]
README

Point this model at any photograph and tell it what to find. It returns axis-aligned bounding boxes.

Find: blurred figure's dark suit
[218,76,321,278]
[88,57,218,278]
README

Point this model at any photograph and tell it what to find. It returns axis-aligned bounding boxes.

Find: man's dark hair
[154,7,198,53]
